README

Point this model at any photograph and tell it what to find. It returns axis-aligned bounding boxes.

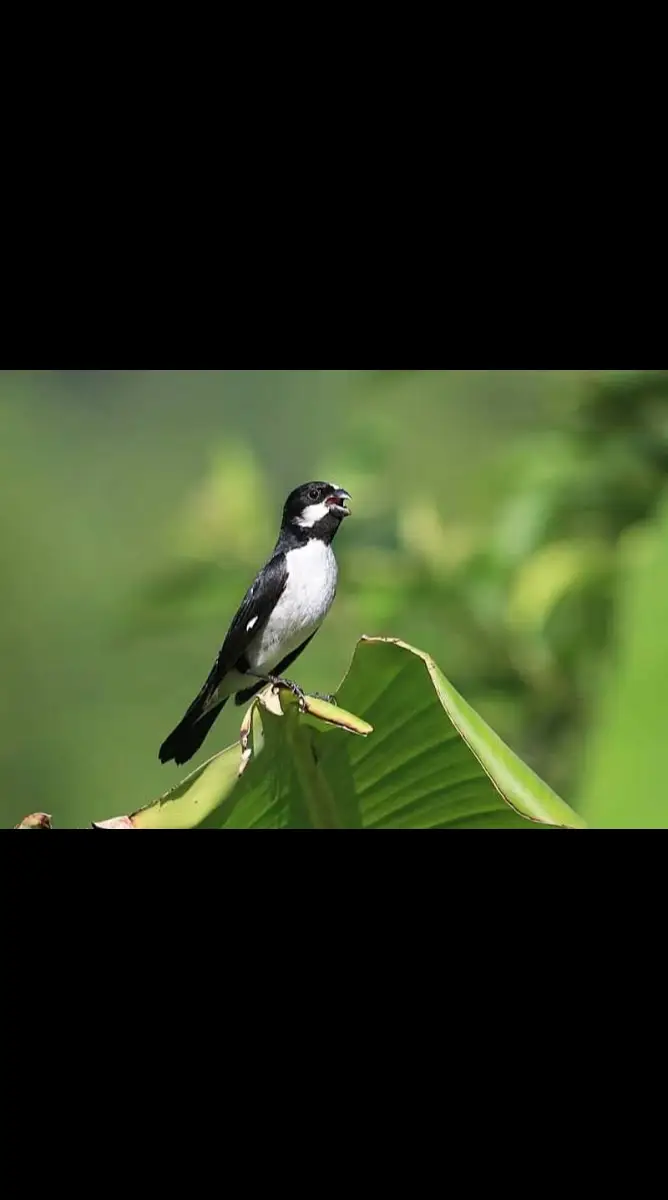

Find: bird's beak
[326,488,352,517]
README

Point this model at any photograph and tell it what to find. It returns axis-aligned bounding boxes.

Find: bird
[159,480,352,766]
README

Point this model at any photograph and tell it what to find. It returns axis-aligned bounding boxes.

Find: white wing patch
[246,616,259,632]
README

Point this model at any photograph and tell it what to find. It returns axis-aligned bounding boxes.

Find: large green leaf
[101,637,583,829]
[333,638,583,828]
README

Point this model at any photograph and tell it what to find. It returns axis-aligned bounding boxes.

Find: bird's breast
[247,541,338,671]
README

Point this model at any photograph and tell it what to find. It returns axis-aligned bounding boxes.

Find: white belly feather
[247,540,338,674]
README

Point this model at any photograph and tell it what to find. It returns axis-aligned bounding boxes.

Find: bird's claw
[268,678,336,711]
[270,676,306,703]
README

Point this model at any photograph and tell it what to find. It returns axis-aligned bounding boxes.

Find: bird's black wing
[203,552,289,694]
[159,553,289,766]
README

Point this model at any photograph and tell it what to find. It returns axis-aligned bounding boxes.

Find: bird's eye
[308,487,319,502]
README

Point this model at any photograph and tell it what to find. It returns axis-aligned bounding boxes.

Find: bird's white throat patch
[294,500,331,528]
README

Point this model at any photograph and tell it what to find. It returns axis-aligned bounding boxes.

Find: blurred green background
[3,369,668,828]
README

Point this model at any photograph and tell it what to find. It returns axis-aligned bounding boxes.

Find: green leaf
[128,742,244,830]
[579,497,668,826]
[109,638,583,829]
[334,638,583,828]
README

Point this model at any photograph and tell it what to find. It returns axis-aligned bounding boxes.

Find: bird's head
[283,481,352,532]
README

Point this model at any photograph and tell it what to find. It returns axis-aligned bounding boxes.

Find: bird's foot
[268,676,306,705]
[309,691,338,705]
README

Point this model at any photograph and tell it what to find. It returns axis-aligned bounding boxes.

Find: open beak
[326,488,351,517]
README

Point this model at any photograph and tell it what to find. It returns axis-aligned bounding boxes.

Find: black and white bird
[159,481,352,766]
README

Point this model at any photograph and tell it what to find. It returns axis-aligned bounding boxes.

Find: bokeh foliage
[2,369,668,828]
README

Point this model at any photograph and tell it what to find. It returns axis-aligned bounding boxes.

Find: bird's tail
[159,693,229,766]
